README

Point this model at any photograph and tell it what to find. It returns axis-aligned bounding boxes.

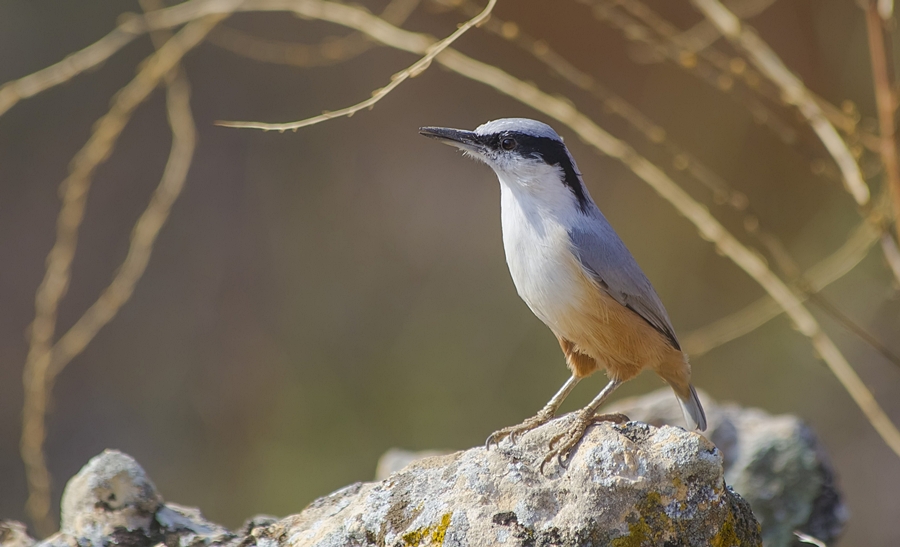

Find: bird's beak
[419,126,483,154]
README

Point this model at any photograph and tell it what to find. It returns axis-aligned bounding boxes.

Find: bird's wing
[568,217,681,350]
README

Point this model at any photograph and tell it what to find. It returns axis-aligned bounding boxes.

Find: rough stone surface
[26,450,233,547]
[0,521,35,547]
[17,419,760,547]
[607,389,847,546]
[59,450,161,541]
[262,417,759,546]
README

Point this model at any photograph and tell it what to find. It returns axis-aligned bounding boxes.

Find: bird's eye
[500,137,517,150]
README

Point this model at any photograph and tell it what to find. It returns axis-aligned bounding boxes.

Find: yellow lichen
[611,492,675,547]
[430,513,452,543]
[401,513,452,546]
[711,515,738,547]
[711,504,761,547]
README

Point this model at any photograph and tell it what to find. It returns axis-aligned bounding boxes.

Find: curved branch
[215,0,496,130]
[20,15,221,536]
[690,0,871,207]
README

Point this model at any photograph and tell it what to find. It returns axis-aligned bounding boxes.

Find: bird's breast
[500,188,594,337]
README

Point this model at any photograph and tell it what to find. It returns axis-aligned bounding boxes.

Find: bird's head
[419,118,591,212]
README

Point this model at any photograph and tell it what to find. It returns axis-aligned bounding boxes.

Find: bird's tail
[676,384,707,431]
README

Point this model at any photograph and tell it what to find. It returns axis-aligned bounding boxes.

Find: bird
[419,118,706,468]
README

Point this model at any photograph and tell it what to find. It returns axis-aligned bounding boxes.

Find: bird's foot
[486,407,555,448]
[539,411,630,474]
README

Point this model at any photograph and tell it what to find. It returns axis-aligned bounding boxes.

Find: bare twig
[882,232,900,282]
[690,0,871,206]
[864,1,900,270]
[47,74,196,379]
[581,0,882,153]
[0,24,143,118]
[207,0,420,67]
[20,15,221,535]
[676,0,777,53]
[808,292,900,368]
[215,0,496,130]
[684,205,886,356]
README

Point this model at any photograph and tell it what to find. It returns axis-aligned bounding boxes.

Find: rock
[607,389,847,547]
[59,449,161,541]
[239,417,761,546]
[22,417,760,547]
[0,521,35,547]
[37,449,232,547]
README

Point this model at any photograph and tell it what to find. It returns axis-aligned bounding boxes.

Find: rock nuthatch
[420,118,706,467]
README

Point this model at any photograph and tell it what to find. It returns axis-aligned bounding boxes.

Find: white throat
[493,164,583,231]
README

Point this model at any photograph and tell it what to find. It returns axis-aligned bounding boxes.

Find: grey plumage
[568,210,681,351]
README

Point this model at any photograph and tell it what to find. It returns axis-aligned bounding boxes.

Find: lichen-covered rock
[255,416,759,546]
[607,389,846,546]
[22,417,761,547]
[0,521,35,547]
[34,450,232,547]
[59,449,161,541]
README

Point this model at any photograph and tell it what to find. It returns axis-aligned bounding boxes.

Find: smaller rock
[31,449,233,547]
[59,449,161,542]
[608,388,847,547]
[0,521,35,547]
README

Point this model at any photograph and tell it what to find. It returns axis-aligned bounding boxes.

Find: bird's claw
[485,408,555,449]
[538,412,630,474]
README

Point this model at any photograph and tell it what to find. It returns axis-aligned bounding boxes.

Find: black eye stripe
[479,131,589,212]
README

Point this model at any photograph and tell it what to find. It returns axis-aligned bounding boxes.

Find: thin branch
[690,0,871,206]
[20,15,221,536]
[865,1,900,260]
[206,0,420,68]
[0,23,143,118]
[676,0,777,53]
[215,0,496,130]
[47,70,195,379]
[684,195,889,356]
[808,292,900,368]
[882,232,900,282]
[582,0,793,149]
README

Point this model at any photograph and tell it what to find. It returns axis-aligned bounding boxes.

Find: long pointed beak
[419,126,482,152]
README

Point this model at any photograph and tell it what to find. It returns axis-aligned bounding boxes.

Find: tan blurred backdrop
[1,0,899,544]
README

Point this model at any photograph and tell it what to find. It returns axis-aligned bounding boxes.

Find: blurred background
[1,0,899,544]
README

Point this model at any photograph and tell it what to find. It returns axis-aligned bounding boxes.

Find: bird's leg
[540,378,625,472]
[486,375,581,448]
